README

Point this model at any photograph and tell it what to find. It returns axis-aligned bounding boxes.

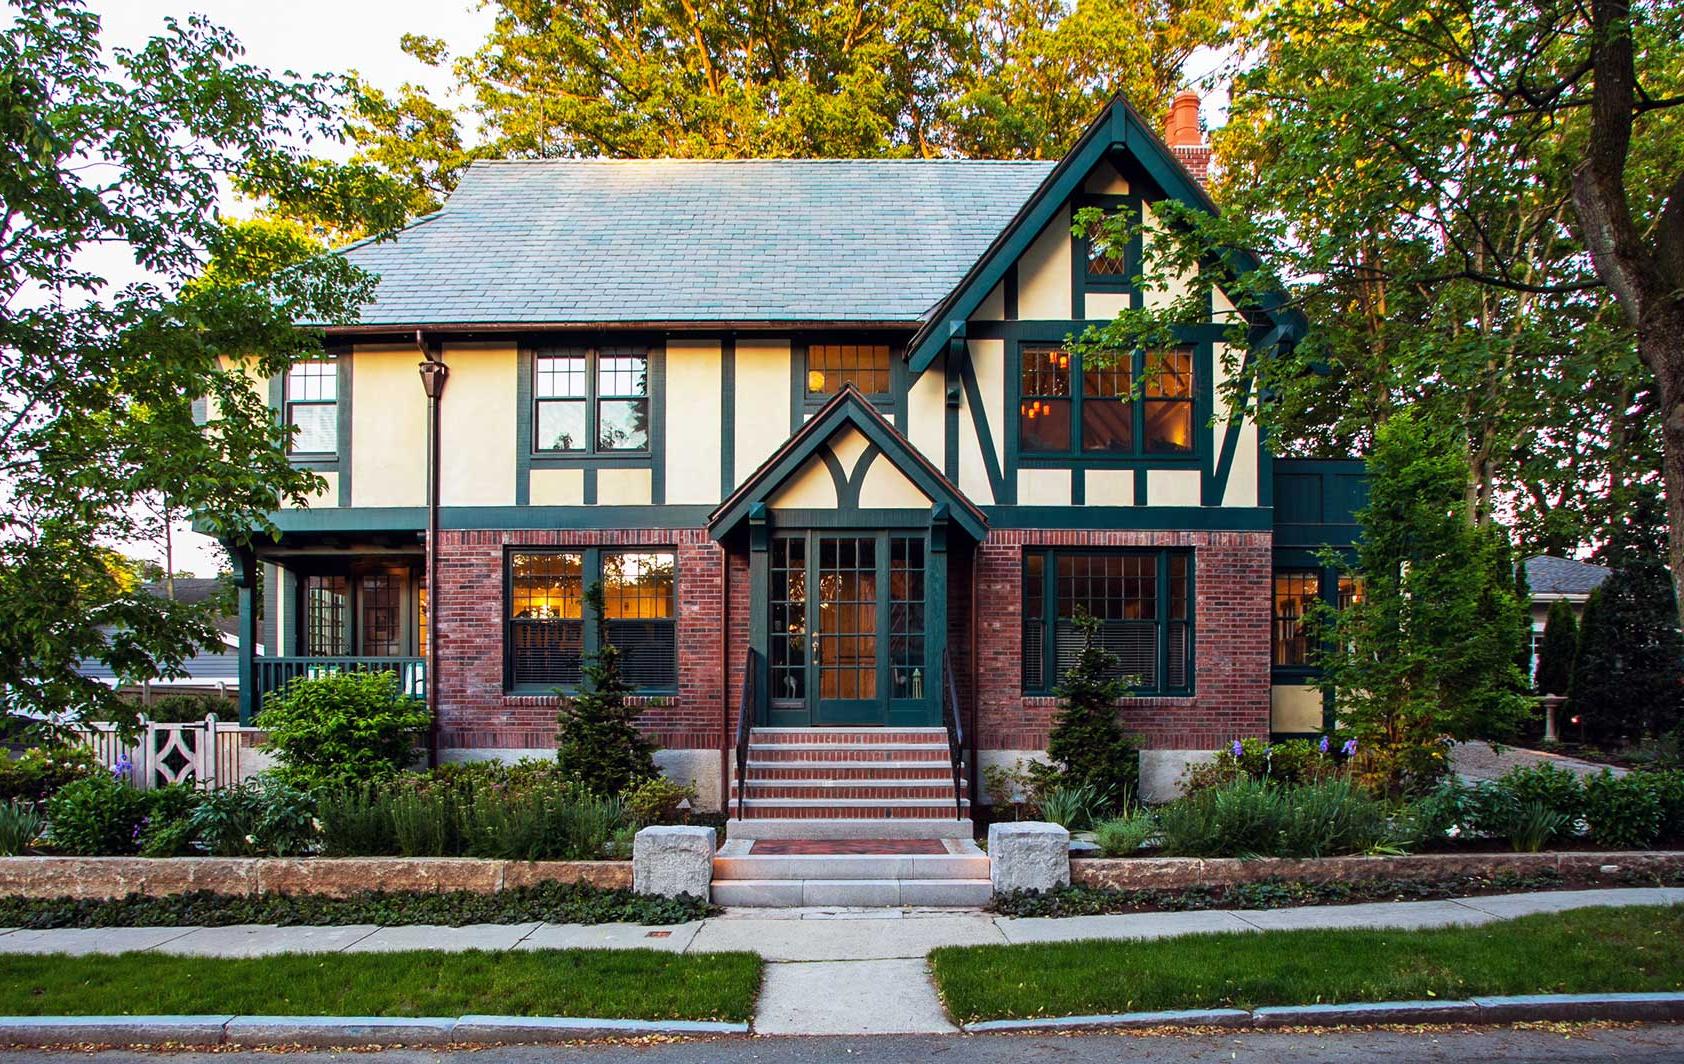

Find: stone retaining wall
[0,857,630,900]
[1070,850,1684,890]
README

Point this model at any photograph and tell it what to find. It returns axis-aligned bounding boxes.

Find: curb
[0,1014,749,1047]
[960,992,1684,1033]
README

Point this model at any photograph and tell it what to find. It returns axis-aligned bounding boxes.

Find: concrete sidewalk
[2,887,1679,1035]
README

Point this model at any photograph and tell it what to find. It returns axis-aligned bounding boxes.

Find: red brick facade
[970,529,1273,751]
[433,526,1271,760]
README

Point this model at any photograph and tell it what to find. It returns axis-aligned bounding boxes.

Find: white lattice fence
[72,716,265,790]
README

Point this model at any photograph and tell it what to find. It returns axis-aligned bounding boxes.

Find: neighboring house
[1523,554,1612,680]
[77,578,246,701]
[230,93,1361,812]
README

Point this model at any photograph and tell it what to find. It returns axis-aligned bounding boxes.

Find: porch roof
[708,384,988,542]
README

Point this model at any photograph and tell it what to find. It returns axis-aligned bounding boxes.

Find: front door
[766,531,930,726]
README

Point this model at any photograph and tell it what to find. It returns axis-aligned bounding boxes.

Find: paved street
[4,1026,1684,1062]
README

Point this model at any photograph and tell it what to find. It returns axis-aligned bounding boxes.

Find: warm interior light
[807,369,826,393]
[1058,354,1069,369]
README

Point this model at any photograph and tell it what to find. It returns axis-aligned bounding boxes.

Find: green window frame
[531,345,651,455]
[505,547,677,694]
[284,358,338,458]
[1022,548,1193,696]
[1017,345,1195,460]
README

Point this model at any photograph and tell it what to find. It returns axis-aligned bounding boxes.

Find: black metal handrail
[733,648,757,820]
[941,648,966,820]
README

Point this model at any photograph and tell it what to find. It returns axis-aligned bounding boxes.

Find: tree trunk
[1646,319,1684,622]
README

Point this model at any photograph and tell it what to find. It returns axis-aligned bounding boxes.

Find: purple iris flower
[112,754,132,781]
[1341,739,1358,757]
[1232,739,1244,757]
[1319,735,1330,754]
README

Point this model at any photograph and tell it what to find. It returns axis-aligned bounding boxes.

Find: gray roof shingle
[1525,554,1612,597]
[326,159,1057,326]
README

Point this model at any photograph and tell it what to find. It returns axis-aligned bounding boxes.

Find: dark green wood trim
[232,547,257,724]
[267,504,716,535]
[1071,467,1085,505]
[514,347,533,506]
[790,338,806,434]
[958,346,1008,503]
[1206,344,1258,506]
[840,442,883,508]
[967,321,1235,343]
[336,355,353,506]
[583,467,598,505]
[943,342,961,483]
[819,445,850,505]
[748,504,770,725]
[1003,262,1018,320]
[766,507,935,529]
[1134,467,1149,505]
[983,505,1271,530]
[720,337,737,497]
[650,342,667,505]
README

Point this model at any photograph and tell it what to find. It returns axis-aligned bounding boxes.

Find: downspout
[720,545,731,813]
[416,331,449,767]
[968,544,981,811]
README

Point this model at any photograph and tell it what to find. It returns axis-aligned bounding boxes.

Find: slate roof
[1525,555,1612,597]
[325,159,1057,327]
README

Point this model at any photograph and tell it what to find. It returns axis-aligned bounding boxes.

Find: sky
[85,0,496,575]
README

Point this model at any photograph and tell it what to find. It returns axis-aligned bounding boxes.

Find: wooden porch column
[232,547,258,725]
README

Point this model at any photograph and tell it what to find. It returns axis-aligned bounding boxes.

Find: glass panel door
[813,535,881,725]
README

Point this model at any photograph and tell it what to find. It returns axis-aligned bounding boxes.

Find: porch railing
[940,648,966,820]
[253,656,427,705]
[733,648,758,820]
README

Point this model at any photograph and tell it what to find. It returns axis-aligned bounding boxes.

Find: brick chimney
[1163,90,1212,188]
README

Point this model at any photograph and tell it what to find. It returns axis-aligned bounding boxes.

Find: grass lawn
[930,904,1684,1023]
[0,949,762,1023]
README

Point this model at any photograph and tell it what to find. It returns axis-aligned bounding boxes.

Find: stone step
[735,797,971,819]
[713,853,989,882]
[711,878,992,907]
[746,762,957,780]
[725,817,975,840]
[747,744,950,762]
[749,727,950,745]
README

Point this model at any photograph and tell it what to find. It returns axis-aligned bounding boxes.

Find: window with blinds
[1022,550,1193,695]
[506,549,676,691]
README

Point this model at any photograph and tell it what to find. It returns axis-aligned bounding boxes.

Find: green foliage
[1183,737,1343,792]
[137,784,205,858]
[1317,414,1534,796]
[0,801,44,856]
[1568,562,1684,744]
[556,583,658,797]
[1581,770,1670,850]
[1153,778,1398,858]
[139,694,239,725]
[1092,813,1156,857]
[44,773,148,855]
[0,880,717,930]
[0,746,100,805]
[1504,802,1571,853]
[623,775,699,827]
[0,2,398,732]
[1038,783,1109,831]
[187,779,316,857]
[1043,612,1140,811]
[256,671,431,790]
[1535,598,1580,696]
[339,0,1237,209]
[982,758,1062,818]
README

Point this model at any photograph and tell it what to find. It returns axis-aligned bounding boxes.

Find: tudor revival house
[232,94,1360,817]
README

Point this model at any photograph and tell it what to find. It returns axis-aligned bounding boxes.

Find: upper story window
[286,359,338,457]
[805,342,892,407]
[1084,236,1130,282]
[533,346,649,454]
[1018,346,1194,458]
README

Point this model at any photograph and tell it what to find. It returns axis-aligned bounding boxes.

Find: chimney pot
[1165,90,1203,147]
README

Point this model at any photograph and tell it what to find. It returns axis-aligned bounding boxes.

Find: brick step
[733,781,961,801]
[712,878,991,907]
[748,744,950,763]
[725,818,974,841]
[749,728,949,746]
[745,762,958,781]
[735,797,971,819]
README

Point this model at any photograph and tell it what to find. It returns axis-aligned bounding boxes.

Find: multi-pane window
[1019,346,1194,457]
[359,573,402,658]
[533,347,649,453]
[1022,550,1193,694]
[601,552,677,688]
[286,359,337,456]
[1144,348,1194,453]
[1272,569,1320,667]
[1019,347,1073,452]
[304,575,350,656]
[769,537,807,703]
[888,537,927,700]
[506,550,675,691]
[806,343,892,400]
[1085,234,1129,278]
